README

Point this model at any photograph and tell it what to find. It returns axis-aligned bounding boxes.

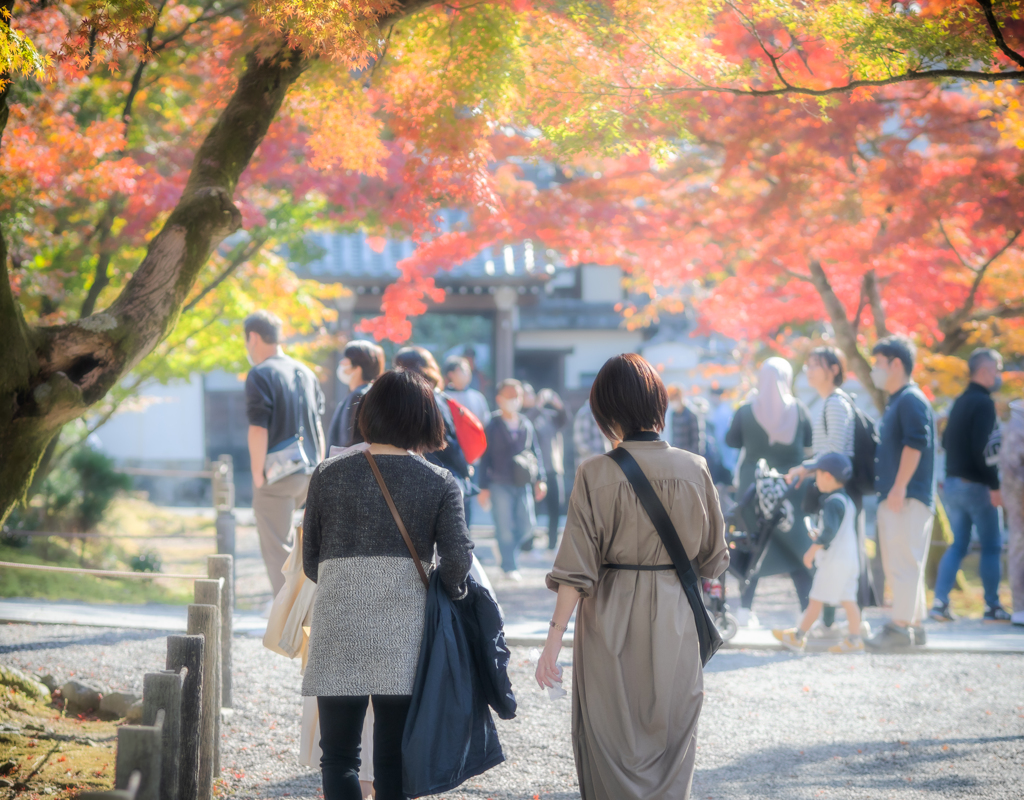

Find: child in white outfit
[778,452,862,653]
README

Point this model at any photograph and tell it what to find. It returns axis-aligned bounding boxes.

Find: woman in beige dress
[536,354,730,800]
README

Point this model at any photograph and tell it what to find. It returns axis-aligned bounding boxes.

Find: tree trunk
[0,44,308,523]
[806,261,887,413]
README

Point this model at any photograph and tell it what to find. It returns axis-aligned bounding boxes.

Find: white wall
[94,376,206,463]
[516,329,644,389]
[580,266,624,303]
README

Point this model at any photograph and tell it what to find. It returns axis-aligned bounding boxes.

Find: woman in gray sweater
[302,368,475,800]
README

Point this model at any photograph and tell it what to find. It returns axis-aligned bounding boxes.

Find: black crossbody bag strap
[607,447,723,665]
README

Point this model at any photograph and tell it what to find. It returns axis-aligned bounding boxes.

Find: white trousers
[876,497,934,625]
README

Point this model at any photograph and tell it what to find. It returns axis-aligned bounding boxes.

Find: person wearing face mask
[477,380,547,579]
[327,341,386,451]
[1000,398,1024,626]
[244,310,326,601]
[666,385,707,457]
[932,348,1009,622]
[865,335,936,652]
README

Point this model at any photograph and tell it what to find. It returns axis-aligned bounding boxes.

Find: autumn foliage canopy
[2,0,1024,519]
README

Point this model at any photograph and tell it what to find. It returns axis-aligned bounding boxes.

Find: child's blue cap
[804,452,853,483]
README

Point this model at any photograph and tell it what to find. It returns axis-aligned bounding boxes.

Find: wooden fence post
[206,555,234,709]
[187,604,219,800]
[115,709,164,800]
[143,670,184,800]
[80,770,142,800]
[166,635,203,800]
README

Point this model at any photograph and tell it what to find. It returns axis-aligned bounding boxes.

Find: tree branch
[976,0,1024,70]
[604,67,1024,100]
[806,260,886,412]
[941,227,1021,334]
[937,219,974,272]
[78,200,123,318]
[151,1,245,54]
[862,269,888,339]
[182,233,268,313]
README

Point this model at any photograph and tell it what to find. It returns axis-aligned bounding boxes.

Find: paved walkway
[3,525,1023,654]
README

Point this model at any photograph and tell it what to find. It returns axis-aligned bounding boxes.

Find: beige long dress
[547,439,729,800]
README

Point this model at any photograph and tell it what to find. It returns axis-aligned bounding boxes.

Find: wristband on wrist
[549,620,568,633]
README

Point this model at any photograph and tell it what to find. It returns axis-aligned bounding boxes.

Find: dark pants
[741,569,812,612]
[544,474,564,549]
[317,695,412,800]
[936,476,1003,608]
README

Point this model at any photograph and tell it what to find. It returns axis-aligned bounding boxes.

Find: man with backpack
[244,311,325,602]
[866,335,936,652]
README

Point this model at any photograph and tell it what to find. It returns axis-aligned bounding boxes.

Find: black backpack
[824,390,879,496]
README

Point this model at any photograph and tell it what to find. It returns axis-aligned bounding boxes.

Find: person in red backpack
[444,356,490,429]
[444,356,489,526]
[393,347,474,499]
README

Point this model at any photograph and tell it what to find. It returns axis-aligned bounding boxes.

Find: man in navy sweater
[933,348,1009,622]
[866,335,936,651]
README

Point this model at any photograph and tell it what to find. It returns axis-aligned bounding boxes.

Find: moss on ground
[0,682,117,797]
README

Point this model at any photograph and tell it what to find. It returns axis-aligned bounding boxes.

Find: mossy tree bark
[0,44,308,523]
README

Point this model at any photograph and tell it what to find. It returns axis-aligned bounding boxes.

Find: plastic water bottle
[547,665,567,700]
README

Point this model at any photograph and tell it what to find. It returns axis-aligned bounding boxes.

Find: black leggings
[317,695,412,800]
[740,569,812,611]
[544,475,563,549]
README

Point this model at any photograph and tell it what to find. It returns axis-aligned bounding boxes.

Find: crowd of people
[240,308,1023,800]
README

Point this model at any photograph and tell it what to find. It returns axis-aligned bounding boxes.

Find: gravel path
[2,622,1022,799]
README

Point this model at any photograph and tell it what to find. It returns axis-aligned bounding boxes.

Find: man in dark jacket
[244,311,325,600]
[933,348,1008,621]
[523,385,569,550]
[477,380,547,579]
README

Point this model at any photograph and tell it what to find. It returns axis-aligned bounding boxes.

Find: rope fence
[0,561,207,580]
[2,531,215,540]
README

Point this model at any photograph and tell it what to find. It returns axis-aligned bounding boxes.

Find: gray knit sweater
[300,450,474,696]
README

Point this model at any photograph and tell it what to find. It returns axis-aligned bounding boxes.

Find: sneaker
[736,608,759,628]
[504,570,523,583]
[807,619,844,640]
[777,629,806,653]
[828,636,864,654]
[1012,610,1024,626]
[910,625,927,646]
[984,606,1011,622]
[864,622,914,652]
[929,602,955,622]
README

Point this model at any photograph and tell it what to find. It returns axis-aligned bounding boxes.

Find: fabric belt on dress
[603,564,675,571]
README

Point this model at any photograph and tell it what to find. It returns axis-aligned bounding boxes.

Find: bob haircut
[590,354,668,441]
[357,369,446,452]
[344,340,386,382]
[808,345,845,387]
[394,346,443,390]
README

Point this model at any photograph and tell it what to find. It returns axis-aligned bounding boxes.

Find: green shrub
[4,445,131,534]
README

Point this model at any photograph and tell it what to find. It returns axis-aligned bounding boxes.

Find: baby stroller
[702,574,738,641]
[724,458,803,602]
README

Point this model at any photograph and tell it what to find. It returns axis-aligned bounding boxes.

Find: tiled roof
[295,209,561,283]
